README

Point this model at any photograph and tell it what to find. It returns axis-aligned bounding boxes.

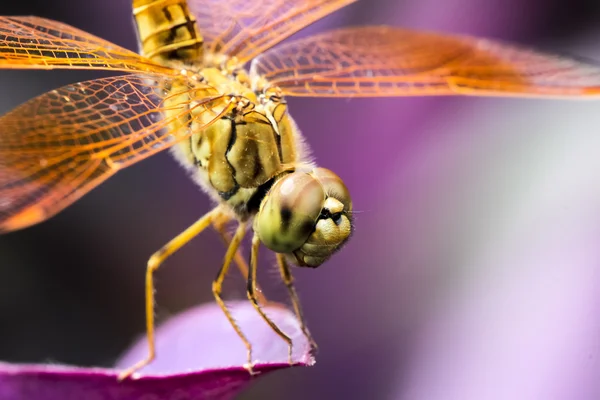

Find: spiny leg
[212,222,258,373]
[211,213,268,306]
[248,234,293,364]
[117,207,220,381]
[276,253,318,353]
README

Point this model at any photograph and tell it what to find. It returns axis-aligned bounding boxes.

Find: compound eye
[290,168,353,267]
[310,168,352,212]
[254,172,325,253]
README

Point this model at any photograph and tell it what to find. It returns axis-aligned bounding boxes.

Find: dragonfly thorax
[200,67,258,101]
[171,84,301,215]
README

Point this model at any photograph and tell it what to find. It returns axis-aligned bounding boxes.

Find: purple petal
[0,302,313,400]
[117,301,313,373]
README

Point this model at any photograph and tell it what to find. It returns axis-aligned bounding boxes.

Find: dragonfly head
[254,168,353,267]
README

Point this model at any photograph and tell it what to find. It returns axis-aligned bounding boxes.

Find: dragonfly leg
[117,207,220,381]
[247,234,293,364]
[276,253,318,357]
[212,222,259,374]
[212,213,268,306]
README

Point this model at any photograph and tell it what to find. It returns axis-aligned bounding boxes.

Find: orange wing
[251,26,600,98]
[188,0,356,64]
[0,16,174,74]
[0,73,228,232]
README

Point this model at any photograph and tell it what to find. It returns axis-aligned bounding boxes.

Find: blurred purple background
[2,0,600,399]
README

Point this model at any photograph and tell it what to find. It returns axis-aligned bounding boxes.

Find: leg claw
[117,358,151,382]
[303,329,318,356]
[287,342,294,365]
[243,362,259,376]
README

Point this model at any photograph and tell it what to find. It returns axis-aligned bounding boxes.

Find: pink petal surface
[0,302,313,400]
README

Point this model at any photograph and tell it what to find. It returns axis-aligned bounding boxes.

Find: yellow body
[133,0,308,219]
[134,1,306,217]
[133,0,204,62]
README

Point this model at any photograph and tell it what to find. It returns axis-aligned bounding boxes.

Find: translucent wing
[0,73,228,232]
[189,0,356,64]
[0,16,174,74]
[251,26,600,98]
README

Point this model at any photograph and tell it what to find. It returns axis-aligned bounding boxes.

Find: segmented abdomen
[133,0,203,62]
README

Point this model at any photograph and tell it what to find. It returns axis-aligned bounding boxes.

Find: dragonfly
[1,0,600,381]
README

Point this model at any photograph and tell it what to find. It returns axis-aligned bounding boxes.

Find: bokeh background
[2,0,600,399]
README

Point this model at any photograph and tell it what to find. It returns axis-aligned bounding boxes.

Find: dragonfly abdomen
[133,0,203,63]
